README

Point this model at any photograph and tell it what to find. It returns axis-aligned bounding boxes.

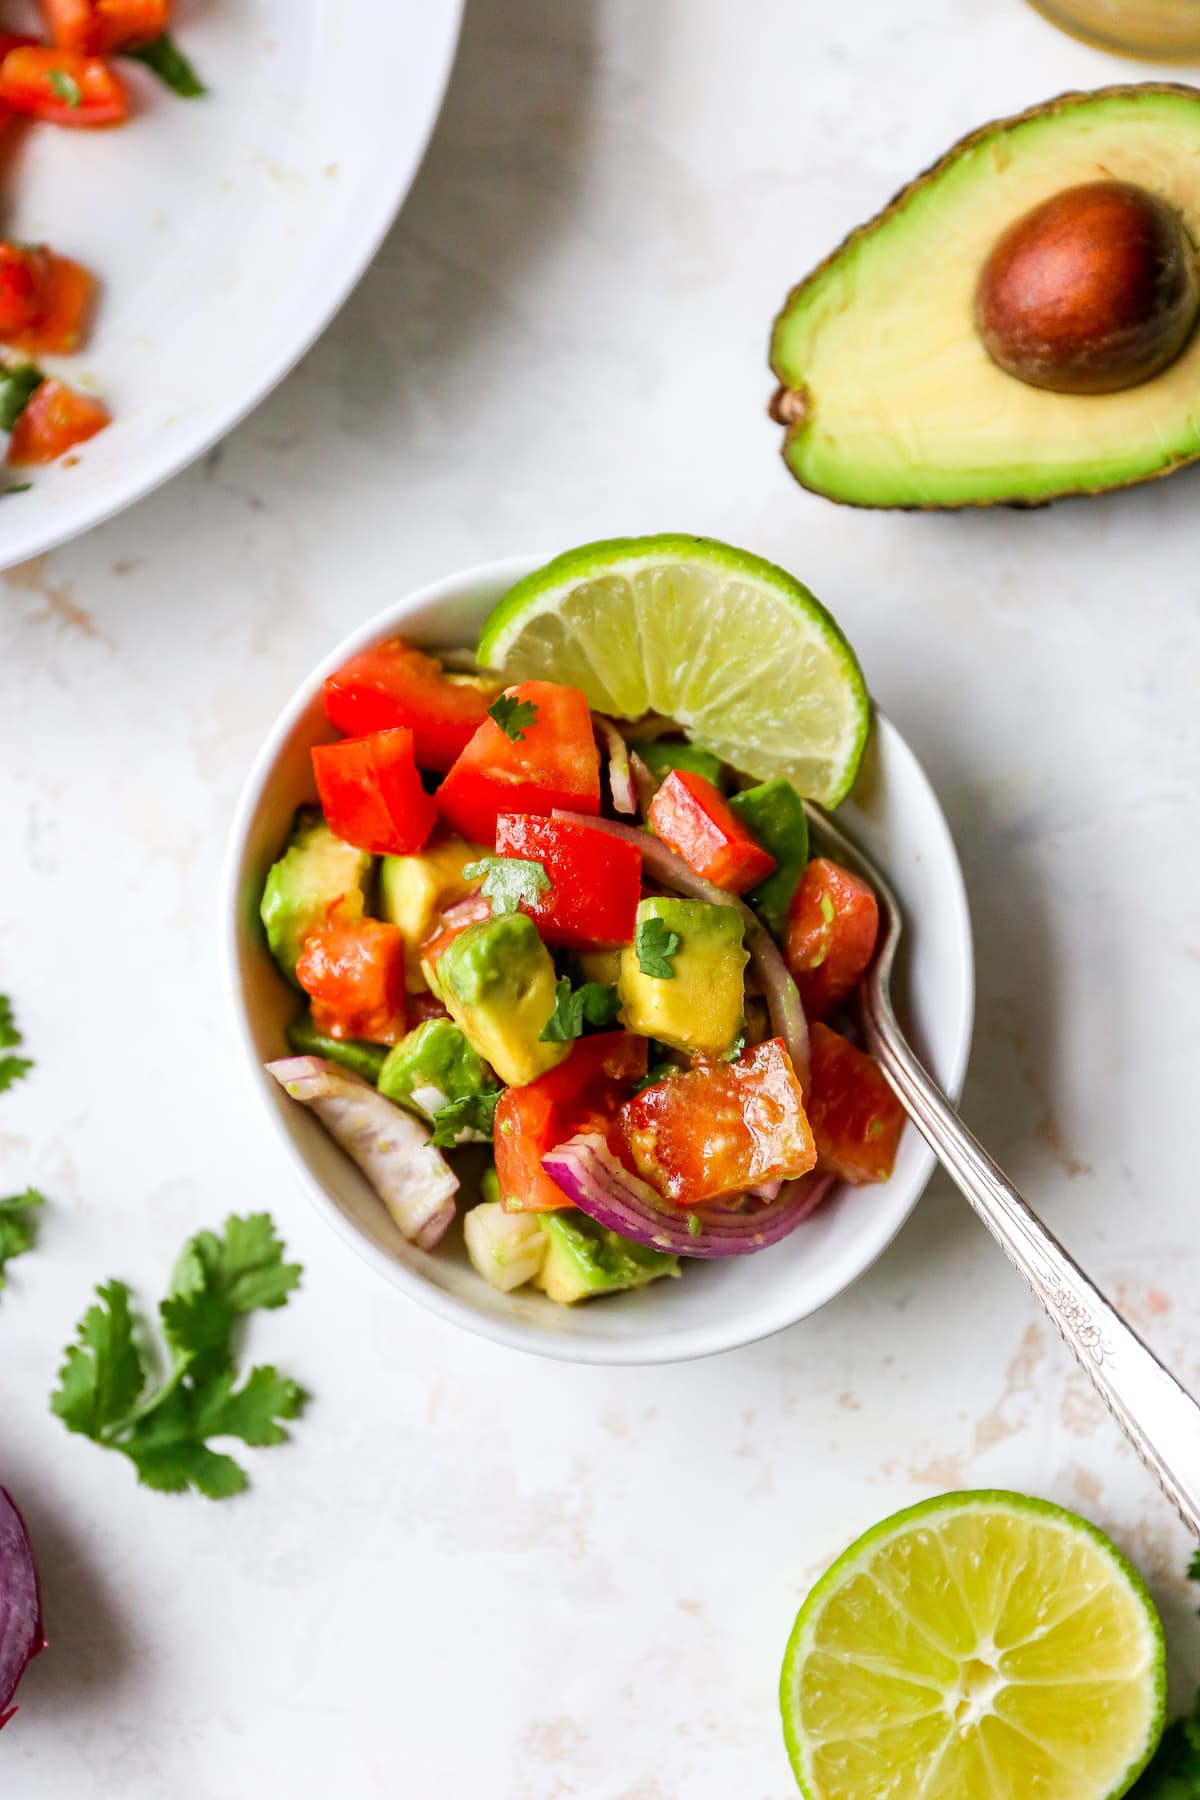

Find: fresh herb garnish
[5,482,31,495]
[487,694,539,742]
[635,915,681,979]
[539,977,621,1043]
[126,33,206,98]
[0,995,33,1093]
[0,1189,43,1290]
[462,854,551,917]
[49,68,82,108]
[632,1059,678,1093]
[429,1088,502,1148]
[51,1213,305,1499]
[720,1032,747,1063]
[0,365,44,434]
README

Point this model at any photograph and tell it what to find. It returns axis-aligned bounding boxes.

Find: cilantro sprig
[429,1088,502,1148]
[0,365,44,434]
[463,855,551,917]
[51,1214,305,1499]
[539,977,621,1043]
[0,1188,43,1290]
[0,994,33,1093]
[487,694,539,742]
[126,33,206,98]
[635,915,681,979]
[48,67,82,108]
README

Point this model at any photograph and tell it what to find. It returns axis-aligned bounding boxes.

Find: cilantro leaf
[0,1188,43,1290]
[539,977,622,1043]
[633,1059,679,1093]
[720,1031,747,1064]
[487,694,539,742]
[0,994,32,1093]
[126,33,206,98]
[48,67,82,108]
[50,1215,305,1500]
[0,365,44,433]
[1128,1689,1200,1796]
[1188,1547,1200,1586]
[462,855,551,917]
[635,915,681,979]
[429,1088,502,1148]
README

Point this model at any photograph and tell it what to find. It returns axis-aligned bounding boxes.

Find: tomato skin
[5,253,95,354]
[785,857,879,1020]
[494,814,641,949]
[312,728,437,857]
[806,1022,904,1184]
[618,1037,816,1206]
[0,47,129,126]
[0,244,53,337]
[42,0,166,53]
[495,1032,648,1213]
[6,377,109,465]
[294,920,407,1045]
[324,640,499,772]
[648,770,776,893]
[436,680,601,846]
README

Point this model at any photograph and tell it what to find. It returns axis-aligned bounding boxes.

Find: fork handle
[862,983,1200,1537]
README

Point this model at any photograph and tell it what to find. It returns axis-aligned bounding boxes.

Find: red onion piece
[552,809,810,1089]
[542,1132,832,1257]
[594,717,636,815]
[629,751,659,817]
[0,1488,44,1730]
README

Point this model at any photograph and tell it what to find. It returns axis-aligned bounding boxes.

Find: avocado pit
[975,179,1199,395]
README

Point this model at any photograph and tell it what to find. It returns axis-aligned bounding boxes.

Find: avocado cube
[728,780,809,937]
[260,806,374,985]
[378,1018,496,1127]
[286,1010,388,1084]
[379,834,483,991]
[536,1212,679,1305]
[438,913,570,1088]
[618,897,747,1056]
[637,739,726,790]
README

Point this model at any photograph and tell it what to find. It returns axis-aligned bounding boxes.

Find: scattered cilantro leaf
[487,694,539,742]
[1188,1547,1200,1586]
[0,1188,43,1290]
[633,1059,679,1093]
[0,994,33,1093]
[5,482,31,496]
[1128,1688,1200,1796]
[539,976,621,1043]
[429,1088,502,1148]
[49,67,82,108]
[720,1032,747,1064]
[635,915,681,979]
[50,1214,305,1500]
[125,33,206,98]
[0,365,44,433]
[462,855,551,917]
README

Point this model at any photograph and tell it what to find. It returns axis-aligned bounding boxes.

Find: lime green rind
[779,1489,1167,1800]
[477,535,870,808]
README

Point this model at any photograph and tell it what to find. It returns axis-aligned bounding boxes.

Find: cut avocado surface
[770,85,1200,508]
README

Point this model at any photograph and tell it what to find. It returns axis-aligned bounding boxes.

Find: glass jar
[1027,0,1200,55]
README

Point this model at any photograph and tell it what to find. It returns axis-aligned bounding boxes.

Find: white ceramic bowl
[222,556,975,1365]
[0,0,462,568]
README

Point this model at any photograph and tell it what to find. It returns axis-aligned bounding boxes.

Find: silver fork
[806,799,1200,1537]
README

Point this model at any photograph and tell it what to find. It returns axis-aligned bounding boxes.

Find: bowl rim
[220,553,975,1365]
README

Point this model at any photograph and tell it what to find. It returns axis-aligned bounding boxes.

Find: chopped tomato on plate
[312,727,437,858]
[806,1021,904,1184]
[294,919,407,1046]
[495,1032,648,1213]
[618,1036,816,1207]
[437,679,601,845]
[0,244,54,337]
[324,639,500,773]
[4,252,96,354]
[0,46,129,126]
[494,813,641,949]
[786,856,879,1020]
[41,0,166,53]
[648,769,776,893]
[6,377,110,464]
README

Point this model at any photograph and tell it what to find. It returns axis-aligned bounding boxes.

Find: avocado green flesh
[439,913,570,1087]
[286,1013,388,1083]
[259,806,373,985]
[638,739,726,789]
[618,897,747,1056]
[729,780,808,937]
[537,1212,679,1303]
[771,86,1200,507]
[378,1018,496,1120]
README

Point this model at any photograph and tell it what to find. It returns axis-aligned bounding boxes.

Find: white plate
[0,0,463,566]
[222,556,976,1366]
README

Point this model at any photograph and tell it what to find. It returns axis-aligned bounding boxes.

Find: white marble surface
[4,1,1200,1793]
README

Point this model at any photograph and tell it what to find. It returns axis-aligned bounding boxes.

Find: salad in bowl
[232,537,970,1343]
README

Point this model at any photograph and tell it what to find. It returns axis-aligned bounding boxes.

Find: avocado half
[770,85,1200,509]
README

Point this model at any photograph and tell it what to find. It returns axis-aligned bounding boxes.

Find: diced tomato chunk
[324,639,500,772]
[41,0,166,53]
[6,377,110,465]
[648,769,776,893]
[786,857,879,1020]
[0,47,129,126]
[4,253,96,355]
[312,728,437,858]
[294,919,407,1046]
[806,1022,904,1184]
[437,680,601,845]
[618,1036,816,1207]
[493,814,641,949]
[494,1032,648,1213]
[0,244,54,338]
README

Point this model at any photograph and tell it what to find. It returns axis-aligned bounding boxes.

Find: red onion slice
[552,809,810,1089]
[594,717,637,815]
[0,1488,44,1730]
[629,751,659,818]
[542,1132,833,1257]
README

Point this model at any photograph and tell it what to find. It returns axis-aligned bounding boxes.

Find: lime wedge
[477,536,870,807]
[780,1490,1164,1800]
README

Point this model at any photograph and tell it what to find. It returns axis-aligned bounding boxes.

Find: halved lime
[476,536,870,807]
[780,1490,1164,1800]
